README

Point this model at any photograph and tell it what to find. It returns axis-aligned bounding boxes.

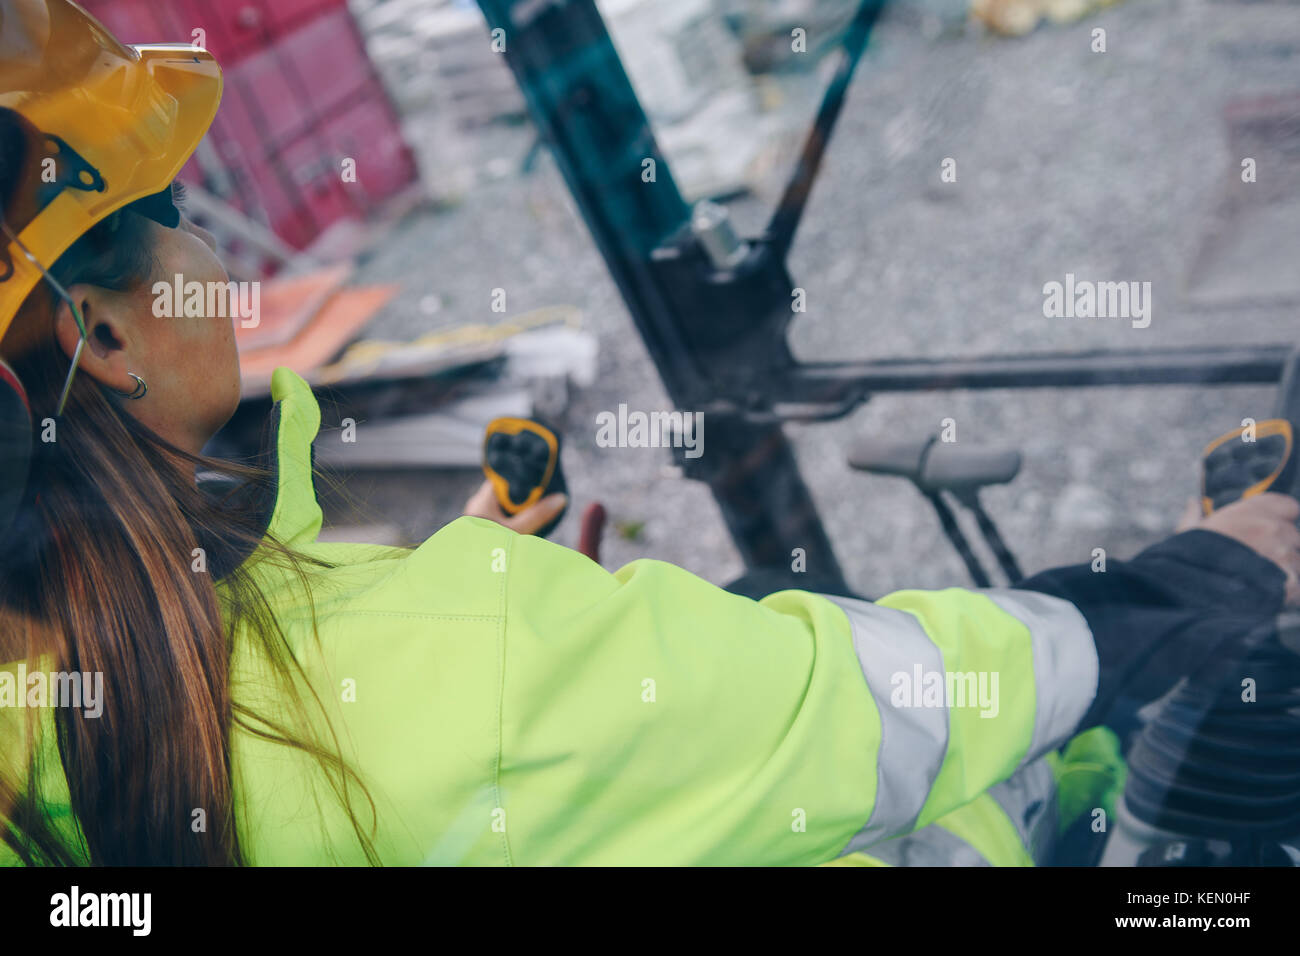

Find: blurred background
[84,0,1300,595]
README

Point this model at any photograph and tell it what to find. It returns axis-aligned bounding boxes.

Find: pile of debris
[233,263,399,398]
[347,0,858,202]
[348,0,526,201]
[223,285,598,479]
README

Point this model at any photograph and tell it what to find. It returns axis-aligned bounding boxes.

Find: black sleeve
[1014,529,1285,734]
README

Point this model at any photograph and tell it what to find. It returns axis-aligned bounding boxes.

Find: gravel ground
[344,0,1300,595]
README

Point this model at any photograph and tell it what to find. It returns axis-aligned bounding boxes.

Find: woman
[3,0,1298,866]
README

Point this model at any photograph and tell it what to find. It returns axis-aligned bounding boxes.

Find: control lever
[848,432,1023,586]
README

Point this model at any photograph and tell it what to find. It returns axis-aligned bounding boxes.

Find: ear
[51,283,137,396]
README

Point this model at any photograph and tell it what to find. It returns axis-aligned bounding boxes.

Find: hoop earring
[116,372,147,400]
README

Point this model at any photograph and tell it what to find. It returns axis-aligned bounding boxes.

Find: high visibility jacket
[1,368,1281,865]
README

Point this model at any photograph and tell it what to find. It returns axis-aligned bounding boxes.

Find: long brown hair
[0,199,381,865]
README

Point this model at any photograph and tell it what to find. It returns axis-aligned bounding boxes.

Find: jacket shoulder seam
[312,610,503,622]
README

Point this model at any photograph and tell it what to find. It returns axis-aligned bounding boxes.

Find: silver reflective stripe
[987,757,1059,864]
[821,595,949,854]
[864,760,1059,867]
[865,825,991,867]
[982,589,1098,766]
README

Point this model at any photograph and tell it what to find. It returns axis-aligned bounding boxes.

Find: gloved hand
[1177,492,1300,605]
[462,479,568,536]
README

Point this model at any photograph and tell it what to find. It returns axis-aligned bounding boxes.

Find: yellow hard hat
[0,0,222,348]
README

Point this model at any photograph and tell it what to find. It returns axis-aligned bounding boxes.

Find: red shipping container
[225,42,316,152]
[83,0,241,66]
[78,0,419,255]
[80,0,169,44]
[246,132,356,248]
[326,80,421,206]
[281,9,374,119]
[264,0,344,41]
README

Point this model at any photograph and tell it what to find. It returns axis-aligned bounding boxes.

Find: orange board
[239,283,399,396]
[232,263,353,352]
